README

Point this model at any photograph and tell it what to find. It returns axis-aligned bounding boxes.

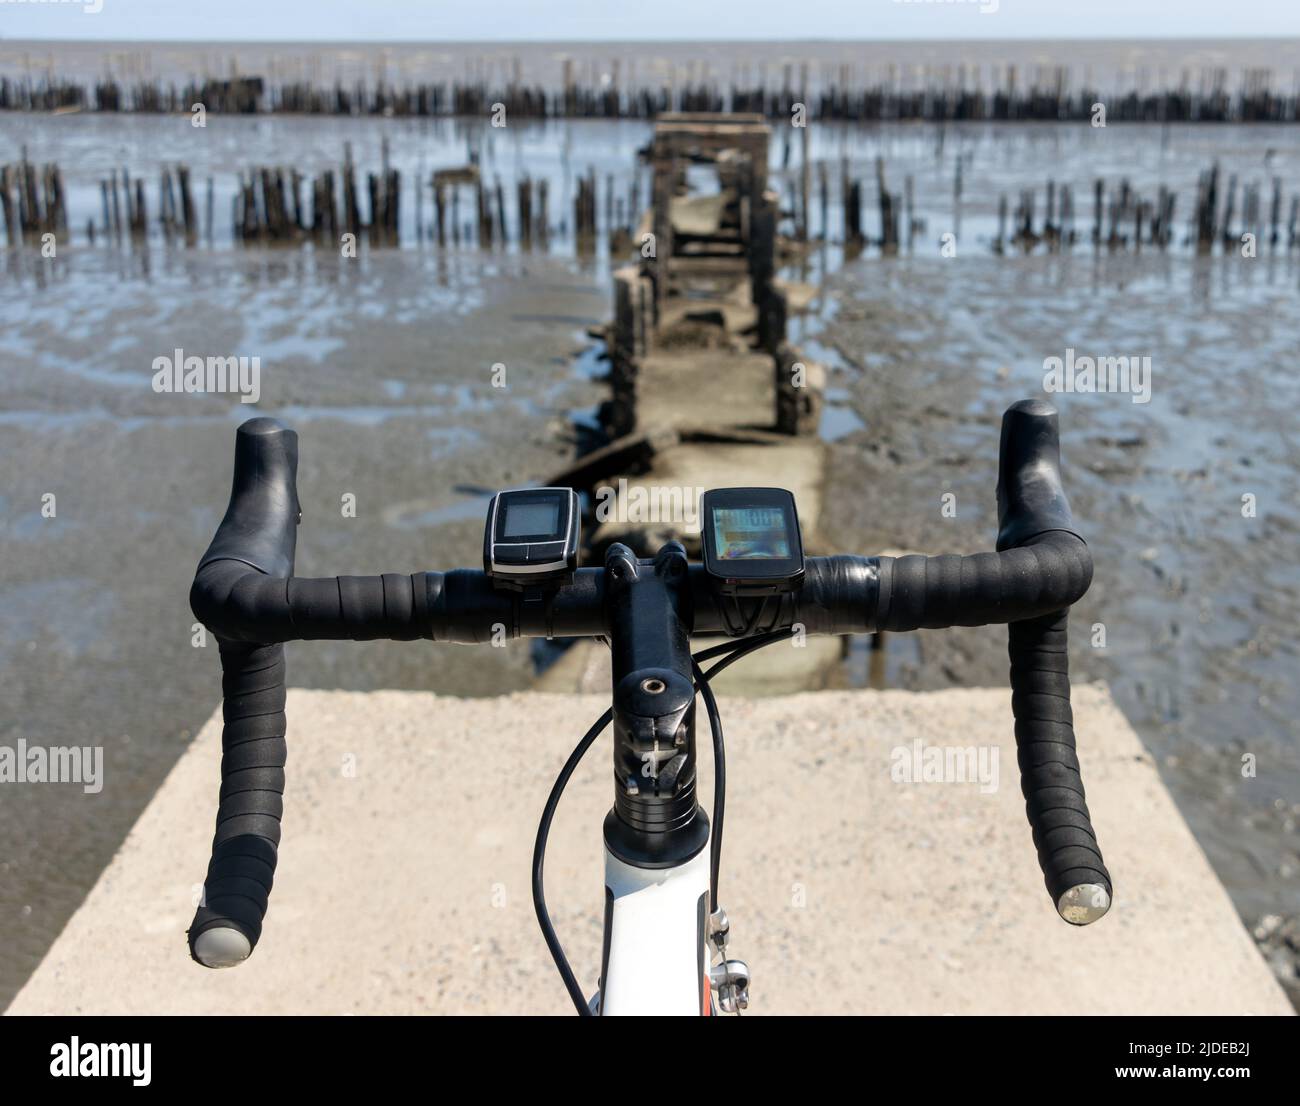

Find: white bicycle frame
[596,846,712,1016]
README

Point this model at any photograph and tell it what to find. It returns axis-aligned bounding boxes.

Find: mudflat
[0,248,607,1004]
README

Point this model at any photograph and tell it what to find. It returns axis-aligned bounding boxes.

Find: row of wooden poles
[441,172,551,249]
[89,164,203,245]
[6,150,1297,257]
[235,144,400,245]
[828,157,1300,256]
[5,65,1300,123]
[230,160,1300,256]
[235,158,646,248]
[0,150,67,245]
[425,167,641,247]
[0,150,637,250]
[992,166,1298,254]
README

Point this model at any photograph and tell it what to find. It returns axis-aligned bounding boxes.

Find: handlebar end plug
[192,926,253,968]
[1056,883,1111,926]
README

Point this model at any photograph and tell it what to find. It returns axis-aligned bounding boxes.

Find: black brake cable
[691,628,795,913]
[693,627,794,666]
[532,707,610,1017]
[532,628,796,1016]
[692,658,726,912]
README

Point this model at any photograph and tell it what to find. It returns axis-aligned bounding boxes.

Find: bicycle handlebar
[185,400,1112,969]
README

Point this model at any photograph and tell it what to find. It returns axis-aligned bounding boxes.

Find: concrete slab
[9,686,1292,1015]
[636,439,826,536]
[636,351,774,432]
[586,439,827,552]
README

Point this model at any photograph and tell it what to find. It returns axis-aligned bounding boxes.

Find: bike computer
[483,487,580,591]
[701,487,805,596]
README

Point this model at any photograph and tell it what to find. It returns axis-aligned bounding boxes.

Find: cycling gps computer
[483,487,580,591]
[701,487,805,596]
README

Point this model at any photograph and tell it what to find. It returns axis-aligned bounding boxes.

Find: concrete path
[9,685,1291,1015]
[635,351,774,432]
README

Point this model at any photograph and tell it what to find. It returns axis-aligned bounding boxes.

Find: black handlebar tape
[995,399,1111,924]
[188,417,300,967]
[192,561,434,643]
[187,640,287,966]
[874,532,1092,632]
[1009,610,1112,924]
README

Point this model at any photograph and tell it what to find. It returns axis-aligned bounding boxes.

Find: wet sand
[814,250,1300,1001]
[0,247,607,1005]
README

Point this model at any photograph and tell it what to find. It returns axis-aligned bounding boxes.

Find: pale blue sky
[1,0,1295,42]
